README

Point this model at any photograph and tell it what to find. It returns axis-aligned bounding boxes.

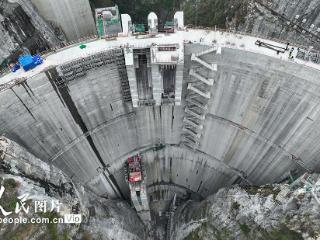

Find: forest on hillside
[90,0,248,29]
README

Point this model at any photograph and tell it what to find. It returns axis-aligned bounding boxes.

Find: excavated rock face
[236,0,320,50]
[171,182,320,239]
[183,0,319,50]
[0,0,61,67]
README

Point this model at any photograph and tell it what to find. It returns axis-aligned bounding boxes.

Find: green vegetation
[185,228,202,240]
[1,214,69,240]
[5,195,19,212]
[1,223,40,240]
[213,227,233,240]
[185,222,234,240]
[191,200,210,219]
[63,231,69,240]
[3,178,18,191]
[0,178,42,239]
[231,201,240,211]
[0,178,19,212]
[186,0,249,28]
[40,212,58,240]
[185,222,208,240]
[90,0,249,29]
[0,178,69,240]
[259,225,303,240]
[239,223,251,235]
[37,211,69,240]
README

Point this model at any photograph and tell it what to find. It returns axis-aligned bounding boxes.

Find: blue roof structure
[18,54,43,71]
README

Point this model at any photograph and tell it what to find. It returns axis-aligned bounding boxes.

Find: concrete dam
[1,28,320,226]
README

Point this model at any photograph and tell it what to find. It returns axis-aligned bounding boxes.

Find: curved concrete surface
[0,30,319,199]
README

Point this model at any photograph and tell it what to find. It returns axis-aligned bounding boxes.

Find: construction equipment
[255,40,288,54]
[164,21,174,33]
[95,5,122,38]
[134,24,146,34]
[126,155,143,183]
[124,154,151,224]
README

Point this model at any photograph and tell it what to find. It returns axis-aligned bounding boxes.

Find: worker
[290,47,294,54]
[285,42,290,51]
[289,47,294,59]
[9,62,20,72]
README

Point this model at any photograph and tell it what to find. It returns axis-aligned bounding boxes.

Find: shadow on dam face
[0,39,319,206]
[45,68,126,199]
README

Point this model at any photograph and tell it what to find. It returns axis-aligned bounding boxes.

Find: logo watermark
[0,184,82,224]
[0,214,81,224]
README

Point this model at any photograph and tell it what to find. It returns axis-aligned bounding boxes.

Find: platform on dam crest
[1,29,319,86]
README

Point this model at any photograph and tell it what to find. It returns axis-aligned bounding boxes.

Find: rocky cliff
[0,0,61,68]
[183,0,320,50]
[0,136,147,240]
[170,178,320,240]
[232,0,320,50]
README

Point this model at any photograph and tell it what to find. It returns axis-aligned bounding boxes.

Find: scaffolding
[57,49,132,102]
[296,48,320,64]
[95,5,122,38]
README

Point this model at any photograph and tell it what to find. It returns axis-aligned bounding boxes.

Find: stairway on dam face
[181,46,220,149]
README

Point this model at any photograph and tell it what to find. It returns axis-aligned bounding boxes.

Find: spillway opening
[134,48,153,102]
[162,65,176,100]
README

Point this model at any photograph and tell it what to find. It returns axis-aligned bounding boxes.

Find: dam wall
[31,0,96,41]
[0,31,320,200]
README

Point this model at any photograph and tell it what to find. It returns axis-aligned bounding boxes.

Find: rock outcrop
[171,178,320,239]
[236,0,320,50]
[0,136,147,240]
[0,0,61,67]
